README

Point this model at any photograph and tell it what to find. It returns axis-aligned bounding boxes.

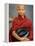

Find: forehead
[16,5,25,9]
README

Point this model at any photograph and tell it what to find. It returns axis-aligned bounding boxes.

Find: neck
[18,14,25,19]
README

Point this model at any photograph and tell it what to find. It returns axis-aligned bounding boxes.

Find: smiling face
[16,5,25,16]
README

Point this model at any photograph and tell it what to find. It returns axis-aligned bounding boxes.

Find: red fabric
[11,15,33,41]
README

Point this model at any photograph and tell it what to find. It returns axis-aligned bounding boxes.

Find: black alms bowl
[16,27,29,37]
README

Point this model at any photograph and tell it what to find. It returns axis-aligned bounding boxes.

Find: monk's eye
[18,9,21,10]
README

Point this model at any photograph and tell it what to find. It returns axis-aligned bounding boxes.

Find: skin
[12,5,29,41]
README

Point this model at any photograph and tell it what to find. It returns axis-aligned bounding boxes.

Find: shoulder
[12,16,18,23]
[26,17,32,25]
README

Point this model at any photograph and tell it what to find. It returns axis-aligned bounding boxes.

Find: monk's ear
[16,5,20,11]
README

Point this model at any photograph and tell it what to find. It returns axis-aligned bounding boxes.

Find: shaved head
[16,4,25,10]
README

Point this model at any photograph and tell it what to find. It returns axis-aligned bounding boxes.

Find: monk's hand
[20,37,29,41]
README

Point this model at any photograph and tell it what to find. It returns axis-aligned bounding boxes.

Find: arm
[12,31,23,41]
[12,19,22,41]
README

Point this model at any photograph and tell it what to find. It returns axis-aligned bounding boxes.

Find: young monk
[11,5,33,42]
